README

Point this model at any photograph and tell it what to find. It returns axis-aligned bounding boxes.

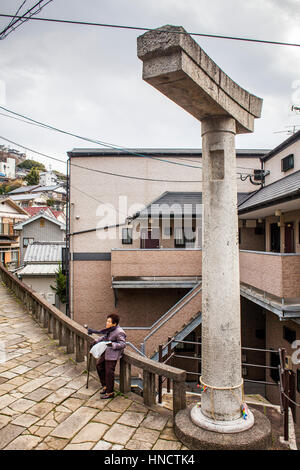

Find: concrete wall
[72,259,188,329]
[20,275,56,303]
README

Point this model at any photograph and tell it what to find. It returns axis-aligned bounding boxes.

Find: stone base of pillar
[190,406,254,433]
[175,405,271,450]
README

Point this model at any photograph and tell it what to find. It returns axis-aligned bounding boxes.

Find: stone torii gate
[137,26,271,448]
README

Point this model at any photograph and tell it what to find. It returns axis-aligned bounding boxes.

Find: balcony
[111,249,202,278]
[0,223,18,237]
[239,250,300,299]
[112,248,300,299]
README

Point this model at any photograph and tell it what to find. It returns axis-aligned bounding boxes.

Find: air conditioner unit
[46,292,56,305]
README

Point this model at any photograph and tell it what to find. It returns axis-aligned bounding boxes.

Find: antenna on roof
[274,124,300,135]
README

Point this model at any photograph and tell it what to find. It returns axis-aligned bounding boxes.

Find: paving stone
[11,414,40,427]
[159,427,178,441]
[0,395,16,410]
[64,442,94,450]
[106,396,132,413]
[44,387,75,404]
[0,372,18,379]
[53,411,71,424]
[9,398,36,413]
[132,427,160,444]
[125,439,153,450]
[27,402,55,419]
[63,376,87,390]
[75,383,99,398]
[152,439,182,450]
[84,394,109,410]
[103,423,136,445]
[141,412,168,431]
[7,377,29,387]
[50,406,98,439]
[128,402,149,413]
[92,440,112,450]
[0,378,8,385]
[43,377,70,390]
[9,365,31,375]
[0,424,25,448]
[25,387,52,402]
[117,411,146,428]
[71,422,109,443]
[0,414,11,429]
[18,377,53,394]
[0,383,16,392]
[0,407,20,417]
[111,444,124,450]
[33,426,53,438]
[4,435,41,450]
[47,364,76,377]
[61,398,84,412]
[93,410,121,425]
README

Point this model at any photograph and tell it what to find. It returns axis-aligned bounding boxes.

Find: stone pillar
[200,116,242,421]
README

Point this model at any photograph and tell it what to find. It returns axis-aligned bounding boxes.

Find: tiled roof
[238,170,300,213]
[24,242,65,263]
[68,148,270,158]
[8,185,40,194]
[24,207,52,217]
[16,264,60,276]
[135,192,251,218]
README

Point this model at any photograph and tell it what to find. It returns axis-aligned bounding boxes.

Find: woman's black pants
[96,354,117,393]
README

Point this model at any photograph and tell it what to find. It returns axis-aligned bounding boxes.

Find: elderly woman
[88,314,126,399]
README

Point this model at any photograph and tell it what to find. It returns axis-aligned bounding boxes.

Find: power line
[0,106,257,177]
[2,1,27,34]
[0,1,53,40]
[0,14,299,47]
[0,106,202,170]
[0,135,203,182]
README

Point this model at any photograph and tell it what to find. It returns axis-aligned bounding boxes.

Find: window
[23,238,34,247]
[283,326,296,344]
[281,154,294,172]
[122,228,132,245]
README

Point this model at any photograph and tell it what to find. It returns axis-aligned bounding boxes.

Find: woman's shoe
[101,393,114,400]
[100,387,107,395]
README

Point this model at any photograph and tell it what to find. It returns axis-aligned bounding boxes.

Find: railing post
[158,344,163,404]
[173,380,186,419]
[52,317,59,340]
[120,357,131,394]
[42,308,48,328]
[66,329,74,354]
[76,335,85,362]
[143,370,156,406]
[59,323,67,346]
[167,337,171,393]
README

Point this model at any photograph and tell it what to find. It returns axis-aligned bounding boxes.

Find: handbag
[90,341,108,359]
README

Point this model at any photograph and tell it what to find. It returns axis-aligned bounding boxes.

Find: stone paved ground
[0,283,188,450]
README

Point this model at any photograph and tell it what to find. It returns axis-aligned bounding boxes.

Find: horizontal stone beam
[137,25,263,134]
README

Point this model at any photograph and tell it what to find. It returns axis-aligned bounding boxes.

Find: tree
[25,167,40,185]
[17,159,46,172]
[50,264,66,304]
[46,197,56,207]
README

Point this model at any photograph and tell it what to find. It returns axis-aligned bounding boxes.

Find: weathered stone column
[137,25,265,438]
[200,116,242,422]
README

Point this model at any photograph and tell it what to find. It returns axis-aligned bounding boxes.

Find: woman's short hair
[107,313,119,325]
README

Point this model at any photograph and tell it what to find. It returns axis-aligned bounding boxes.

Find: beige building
[67,141,300,423]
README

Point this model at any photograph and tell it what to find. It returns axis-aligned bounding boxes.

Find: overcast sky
[0,0,300,173]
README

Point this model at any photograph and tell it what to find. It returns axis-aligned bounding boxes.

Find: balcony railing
[112,248,300,299]
[239,250,300,299]
[111,248,202,278]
